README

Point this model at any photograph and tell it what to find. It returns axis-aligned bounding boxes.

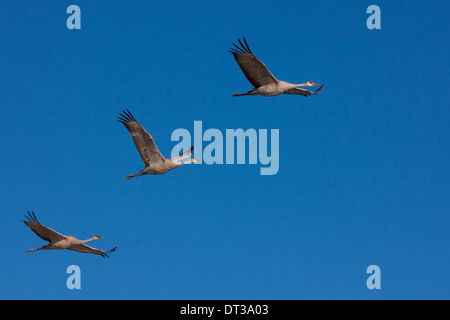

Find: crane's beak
[314,84,324,94]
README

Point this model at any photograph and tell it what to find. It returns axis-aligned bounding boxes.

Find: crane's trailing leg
[232,90,256,97]
[125,171,144,179]
[27,246,45,253]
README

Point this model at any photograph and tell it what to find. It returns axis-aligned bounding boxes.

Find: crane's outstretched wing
[118,110,164,166]
[284,84,324,97]
[69,245,117,258]
[170,145,194,163]
[22,211,66,243]
[229,37,278,88]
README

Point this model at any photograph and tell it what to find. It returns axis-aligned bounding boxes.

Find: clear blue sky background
[0,1,448,299]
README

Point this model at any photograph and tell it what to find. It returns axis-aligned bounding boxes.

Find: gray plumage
[118,109,202,178]
[23,211,116,258]
[229,37,324,97]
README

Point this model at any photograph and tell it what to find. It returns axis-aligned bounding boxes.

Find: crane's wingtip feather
[117,109,138,125]
[24,211,39,223]
[242,37,252,53]
[232,43,244,54]
[102,246,117,258]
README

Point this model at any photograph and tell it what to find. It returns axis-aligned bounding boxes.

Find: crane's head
[93,235,104,240]
[294,81,320,88]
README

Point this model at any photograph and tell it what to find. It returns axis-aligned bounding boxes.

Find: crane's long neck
[168,158,201,169]
[80,236,99,244]
[280,82,312,91]
[167,159,185,170]
[294,82,313,87]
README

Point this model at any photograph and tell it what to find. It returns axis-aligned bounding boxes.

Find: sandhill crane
[118,109,202,178]
[229,37,324,97]
[23,211,116,258]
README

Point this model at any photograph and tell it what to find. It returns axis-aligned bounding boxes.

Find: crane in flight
[23,211,116,258]
[229,37,324,98]
[118,109,202,178]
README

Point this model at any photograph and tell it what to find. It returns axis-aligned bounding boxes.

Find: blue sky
[0,1,449,299]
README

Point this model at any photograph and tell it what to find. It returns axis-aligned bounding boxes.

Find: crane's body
[118,109,201,179]
[229,38,323,98]
[23,211,116,258]
[126,158,182,177]
[234,80,320,97]
[31,236,100,251]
